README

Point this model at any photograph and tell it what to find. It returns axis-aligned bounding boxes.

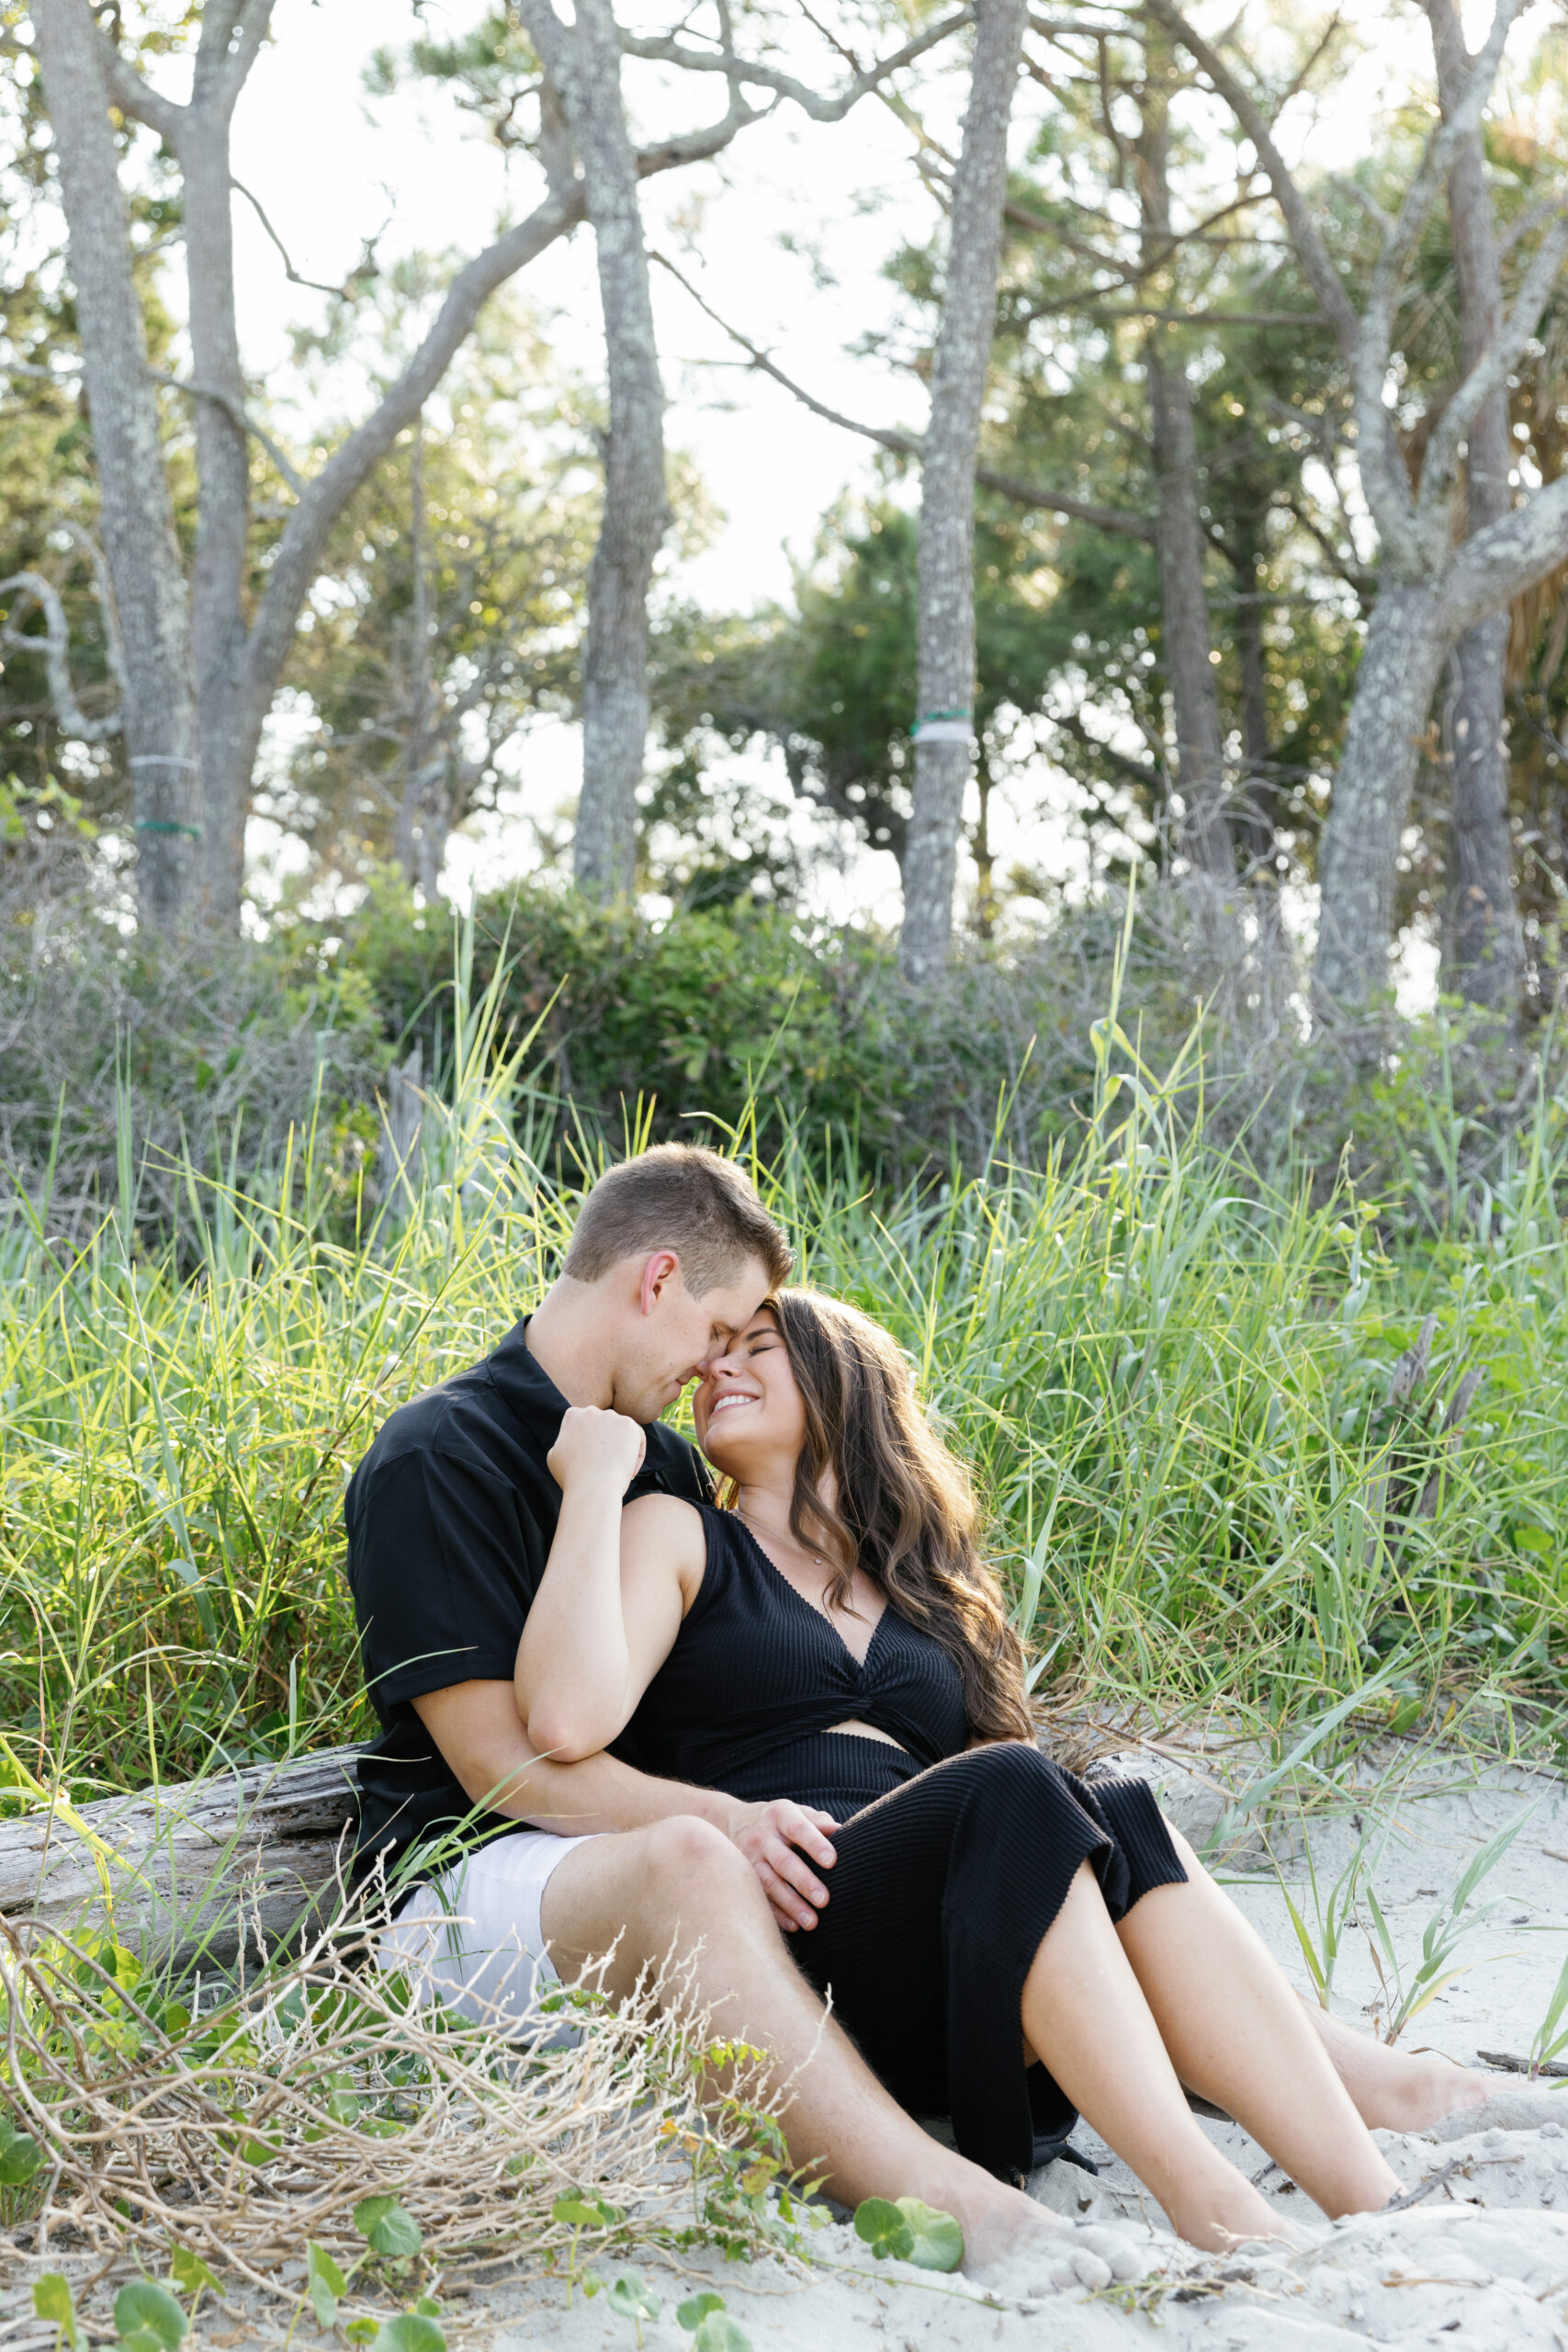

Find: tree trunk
[898,0,1029,986]
[1135,42,1235,908]
[1233,550,1285,945]
[1429,0,1524,1015]
[176,12,266,926]
[525,0,670,902]
[0,1748,360,1976]
[31,0,204,929]
[1313,582,1450,1012]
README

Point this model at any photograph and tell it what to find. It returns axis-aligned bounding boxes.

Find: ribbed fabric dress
[626,1506,1188,2183]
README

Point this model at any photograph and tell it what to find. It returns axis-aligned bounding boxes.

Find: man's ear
[637,1250,682,1317]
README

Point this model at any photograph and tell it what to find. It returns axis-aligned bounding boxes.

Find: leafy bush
[2,980,1564,1813]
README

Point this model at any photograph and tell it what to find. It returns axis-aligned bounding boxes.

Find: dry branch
[0,1914,791,2292]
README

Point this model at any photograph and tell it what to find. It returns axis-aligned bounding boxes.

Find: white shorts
[376,1827,599,2035]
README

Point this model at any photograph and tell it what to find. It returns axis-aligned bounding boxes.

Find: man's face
[610,1254,773,1424]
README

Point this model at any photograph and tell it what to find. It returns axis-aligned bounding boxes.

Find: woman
[516,1289,1500,2252]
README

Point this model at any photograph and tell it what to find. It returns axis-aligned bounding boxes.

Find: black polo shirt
[344,1315,713,1880]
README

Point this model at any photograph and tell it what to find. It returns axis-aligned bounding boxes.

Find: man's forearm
[513,1750,737,1835]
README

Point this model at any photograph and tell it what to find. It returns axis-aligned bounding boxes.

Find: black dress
[626,1506,1188,2183]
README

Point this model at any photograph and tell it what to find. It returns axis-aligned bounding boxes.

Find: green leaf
[551,2194,604,2227]
[33,2274,83,2352]
[608,2270,660,2324]
[168,2248,221,2308]
[893,2198,963,2272]
[354,2195,423,2257]
[691,2317,751,2352]
[412,2299,443,2319]
[344,2320,378,2346]
[852,2196,914,2261]
[0,2117,42,2186]
[306,2242,346,2329]
[369,2318,446,2352]
[324,2079,361,2126]
[113,2282,187,2351]
[676,2290,728,2330]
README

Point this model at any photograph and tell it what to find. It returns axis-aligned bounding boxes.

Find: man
[344,1141,1061,2271]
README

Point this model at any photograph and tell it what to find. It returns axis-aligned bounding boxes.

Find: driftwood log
[0,1747,361,1979]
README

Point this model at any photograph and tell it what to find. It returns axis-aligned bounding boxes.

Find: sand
[473,1740,1568,2352]
[8,1737,1568,2348]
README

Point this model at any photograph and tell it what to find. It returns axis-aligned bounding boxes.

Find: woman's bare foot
[1163,2158,1308,2253]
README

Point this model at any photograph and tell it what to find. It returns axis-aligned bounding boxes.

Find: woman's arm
[515,1407,705,1759]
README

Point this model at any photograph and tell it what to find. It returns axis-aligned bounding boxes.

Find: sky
[127,0,1525,991]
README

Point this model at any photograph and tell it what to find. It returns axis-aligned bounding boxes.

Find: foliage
[258,294,601,899]
[0,875,388,1244]
[3,933,1568,1815]
[0,1917,803,2297]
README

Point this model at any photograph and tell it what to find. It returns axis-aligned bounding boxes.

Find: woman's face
[693,1307,807,1477]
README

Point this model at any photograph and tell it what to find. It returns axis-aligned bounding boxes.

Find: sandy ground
[471,1742,1568,2352]
[8,1738,1568,2349]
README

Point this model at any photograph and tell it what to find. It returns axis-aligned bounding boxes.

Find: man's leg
[540,1814,1065,2272]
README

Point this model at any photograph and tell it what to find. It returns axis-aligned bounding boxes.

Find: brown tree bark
[899,0,1030,986]
[1428,0,1525,1016]
[522,0,670,901]
[30,0,204,929]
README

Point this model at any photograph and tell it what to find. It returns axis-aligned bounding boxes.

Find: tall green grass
[3,942,1567,1805]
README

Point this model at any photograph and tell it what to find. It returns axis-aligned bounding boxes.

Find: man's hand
[547,1404,647,1496]
[723,1796,840,1932]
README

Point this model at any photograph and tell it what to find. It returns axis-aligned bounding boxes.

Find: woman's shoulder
[621,1488,709,1559]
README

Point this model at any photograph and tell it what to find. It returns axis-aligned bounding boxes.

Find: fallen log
[0,1747,361,1979]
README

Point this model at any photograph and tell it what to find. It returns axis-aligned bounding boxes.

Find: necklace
[736,1507,837,1575]
[737,1509,873,1618]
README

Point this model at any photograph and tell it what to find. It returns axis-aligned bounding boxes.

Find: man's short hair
[564,1144,793,1296]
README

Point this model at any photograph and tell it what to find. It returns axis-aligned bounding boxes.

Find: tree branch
[0,568,122,741]
[231,176,378,300]
[1142,0,1358,352]
[619,6,973,121]
[653,249,1154,538]
[146,365,307,496]
[1417,197,1568,524]
[94,29,183,141]
[1439,469,1568,638]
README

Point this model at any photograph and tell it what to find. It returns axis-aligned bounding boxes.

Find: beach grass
[3,946,1566,1811]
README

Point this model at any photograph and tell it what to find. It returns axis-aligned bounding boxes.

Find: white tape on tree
[911,718,974,743]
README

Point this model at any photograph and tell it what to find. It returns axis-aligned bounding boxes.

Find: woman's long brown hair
[748,1287,1033,1743]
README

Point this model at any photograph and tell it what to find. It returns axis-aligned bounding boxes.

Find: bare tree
[29,0,203,928]
[1428,0,1525,1015]
[1147,0,1568,1018]
[900,0,1031,985]
[26,0,849,926]
[521,0,670,901]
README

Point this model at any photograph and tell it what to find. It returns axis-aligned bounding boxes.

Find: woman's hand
[547,1404,647,1495]
[722,1797,840,1932]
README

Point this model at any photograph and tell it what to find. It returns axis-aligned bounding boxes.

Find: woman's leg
[1111,1827,1400,2219]
[1021,1860,1302,2250]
